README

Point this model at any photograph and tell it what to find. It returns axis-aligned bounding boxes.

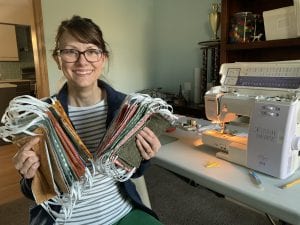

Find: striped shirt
[55,99,132,225]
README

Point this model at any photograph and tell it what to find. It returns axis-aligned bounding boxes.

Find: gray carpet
[144,164,278,225]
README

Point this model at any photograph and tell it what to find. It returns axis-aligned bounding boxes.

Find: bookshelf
[220,0,300,63]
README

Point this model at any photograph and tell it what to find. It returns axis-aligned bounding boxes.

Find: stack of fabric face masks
[95,93,177,181]
[0,95,94,207]
[0,93,177,218]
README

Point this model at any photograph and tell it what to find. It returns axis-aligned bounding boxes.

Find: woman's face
[55,31,106,90]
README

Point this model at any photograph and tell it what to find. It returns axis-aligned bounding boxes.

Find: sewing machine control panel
[221,63,300,89]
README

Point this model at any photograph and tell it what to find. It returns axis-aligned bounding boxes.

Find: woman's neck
[67,85,103,107]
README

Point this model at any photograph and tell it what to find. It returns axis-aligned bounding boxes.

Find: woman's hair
[52,15,109,57]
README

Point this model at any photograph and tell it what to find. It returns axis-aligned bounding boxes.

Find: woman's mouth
[73,69,93,76]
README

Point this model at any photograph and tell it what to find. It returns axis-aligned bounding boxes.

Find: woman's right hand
[12,137,41,179]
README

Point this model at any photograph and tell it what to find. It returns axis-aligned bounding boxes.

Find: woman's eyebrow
[60,44,99,50]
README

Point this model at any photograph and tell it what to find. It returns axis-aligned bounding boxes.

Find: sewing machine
[202,61,300,179]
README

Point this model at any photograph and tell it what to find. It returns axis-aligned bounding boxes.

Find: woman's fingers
[12,136,40,178]
[136,127,161,160]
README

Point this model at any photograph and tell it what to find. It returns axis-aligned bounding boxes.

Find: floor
[145,165,279,225]
[0,144,23,205]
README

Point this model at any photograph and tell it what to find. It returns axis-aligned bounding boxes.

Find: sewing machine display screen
[224,65,300,89]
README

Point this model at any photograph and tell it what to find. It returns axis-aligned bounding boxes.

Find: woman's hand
[136,127,161,160]
[12,137,41,179]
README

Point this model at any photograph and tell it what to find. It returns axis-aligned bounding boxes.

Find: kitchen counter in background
[0,79,33,96]
[0,82,17,88]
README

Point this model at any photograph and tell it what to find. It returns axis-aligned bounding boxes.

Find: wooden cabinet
[0,24,19,61]
[0,83,17,146]
[0,80,31,95]
[0,83,17,115]
[220,0,300,64]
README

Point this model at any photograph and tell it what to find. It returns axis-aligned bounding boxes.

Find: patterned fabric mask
[95,93,177,181]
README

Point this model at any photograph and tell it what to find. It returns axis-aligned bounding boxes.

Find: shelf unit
[220,0,300,64]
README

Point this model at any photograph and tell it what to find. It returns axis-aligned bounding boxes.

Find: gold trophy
[209,3,221,40]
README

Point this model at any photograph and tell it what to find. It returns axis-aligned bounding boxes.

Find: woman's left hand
[136,127,161,160]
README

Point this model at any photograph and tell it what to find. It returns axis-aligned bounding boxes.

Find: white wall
[152,0,220,95]
[42,0,155,94]
[41,0,220,95]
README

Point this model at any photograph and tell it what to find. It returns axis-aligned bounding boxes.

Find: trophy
[209,3,221,40]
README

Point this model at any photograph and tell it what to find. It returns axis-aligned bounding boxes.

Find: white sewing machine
[202,61,300,179]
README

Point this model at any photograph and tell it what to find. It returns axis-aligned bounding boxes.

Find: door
[32,0,49,98]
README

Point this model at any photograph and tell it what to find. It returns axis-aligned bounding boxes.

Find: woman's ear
[53,55,62,70]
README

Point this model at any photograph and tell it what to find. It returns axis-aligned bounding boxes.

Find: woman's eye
[86,50,99,55]
[64,49,77,54]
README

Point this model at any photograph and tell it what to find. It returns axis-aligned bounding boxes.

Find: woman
[12,15,163,225]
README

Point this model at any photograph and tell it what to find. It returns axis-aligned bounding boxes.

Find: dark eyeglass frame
[56,49,103,63]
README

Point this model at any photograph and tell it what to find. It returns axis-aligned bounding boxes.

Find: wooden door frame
[31,0,49,98]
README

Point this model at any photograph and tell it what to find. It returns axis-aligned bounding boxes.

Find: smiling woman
[52,30,107,104]
[10,15,164,225]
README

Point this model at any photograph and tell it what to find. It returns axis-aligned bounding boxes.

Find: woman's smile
[73,69,93,76]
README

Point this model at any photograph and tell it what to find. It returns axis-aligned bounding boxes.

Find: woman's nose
[77,53,89,64]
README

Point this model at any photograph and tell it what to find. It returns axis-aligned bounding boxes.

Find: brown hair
[52,15,109,57]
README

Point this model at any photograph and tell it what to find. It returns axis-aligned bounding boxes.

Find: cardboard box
[263,6,298,40]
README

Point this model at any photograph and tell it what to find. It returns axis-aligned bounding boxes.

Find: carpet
[144,164,278,225]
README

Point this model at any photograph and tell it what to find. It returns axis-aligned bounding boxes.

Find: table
[154,127,300,225]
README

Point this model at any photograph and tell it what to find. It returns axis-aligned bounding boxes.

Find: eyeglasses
[56,49,103,63]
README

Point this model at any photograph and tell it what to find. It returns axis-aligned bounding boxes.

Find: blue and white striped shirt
[55,99,132,225]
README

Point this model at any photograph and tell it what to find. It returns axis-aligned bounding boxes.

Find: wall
[41,0,220,95]
[152,0,220,97]
[41,0,155,95]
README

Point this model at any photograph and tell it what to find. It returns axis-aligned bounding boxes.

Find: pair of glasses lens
[58,49,103,63]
